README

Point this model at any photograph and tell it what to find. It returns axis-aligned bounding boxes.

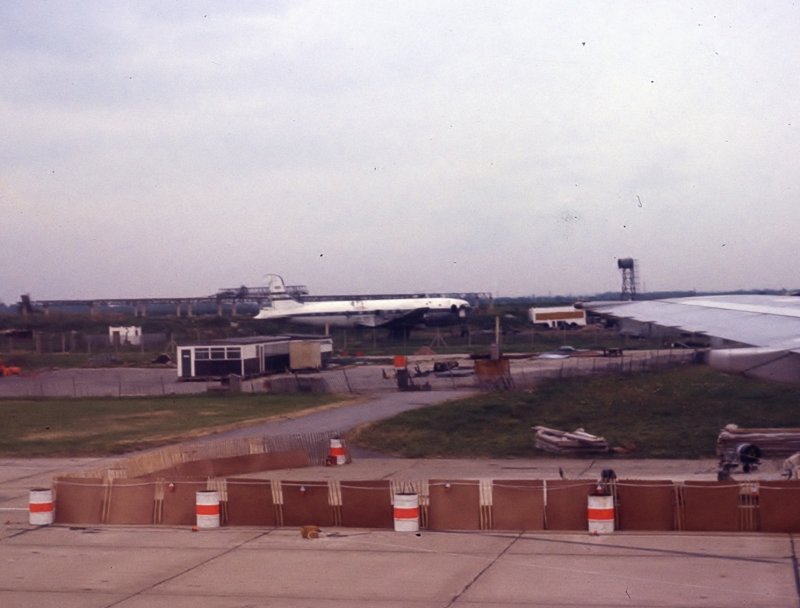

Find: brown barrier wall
[209,451,310,477]
[682,482,740,532]
[226,479,277,526]
[759,481,800,533]
[429,480,481,530]
[167,460,216,479]
[616,481,675,531]
[54,477,105,525]
[140,450,311,481]
[106,479,157,525]
[545,480,595,531]
[491,480,545,531]
[161,481,208,526]
[340,481,393,529]
[280,481,335,527]
[50,478,800,533]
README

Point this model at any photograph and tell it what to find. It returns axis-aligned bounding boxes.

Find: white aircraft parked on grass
[580,294,800,383]
[254,274,470,332]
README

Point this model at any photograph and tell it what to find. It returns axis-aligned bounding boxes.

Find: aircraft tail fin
[265,274,288,296]
[262,274,301,311]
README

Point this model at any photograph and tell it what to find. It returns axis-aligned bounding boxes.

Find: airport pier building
[177,336,332,381]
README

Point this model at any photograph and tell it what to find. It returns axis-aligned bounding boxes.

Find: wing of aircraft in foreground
[581,295,800,383]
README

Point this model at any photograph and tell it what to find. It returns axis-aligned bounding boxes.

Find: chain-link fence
[0,349,700,398]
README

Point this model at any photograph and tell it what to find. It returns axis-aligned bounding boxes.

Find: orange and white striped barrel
[587,494,614,534]
[393,493,419,532]
[195,490,220,529]
[328,438,347,465]
[29,488,54,526]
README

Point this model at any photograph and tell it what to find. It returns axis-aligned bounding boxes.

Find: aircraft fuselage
[255,296,469,329]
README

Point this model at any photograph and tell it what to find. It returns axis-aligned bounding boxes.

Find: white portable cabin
[177,335,332,380]
[529,306,587,329]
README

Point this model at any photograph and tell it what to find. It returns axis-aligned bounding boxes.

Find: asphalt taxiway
[1,523,796,608]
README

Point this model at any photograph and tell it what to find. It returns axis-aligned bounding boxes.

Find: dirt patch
[22,429,100,442]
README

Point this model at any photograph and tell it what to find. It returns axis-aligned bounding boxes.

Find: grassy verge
[0,393,343,456]
[350,366,800,458]
[4,351,166,370]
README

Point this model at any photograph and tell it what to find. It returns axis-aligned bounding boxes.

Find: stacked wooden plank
[532,425,610,455]
[716,424,800,458]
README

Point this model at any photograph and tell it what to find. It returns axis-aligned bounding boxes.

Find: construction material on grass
[717,424,800,458]
[533,425,610,455]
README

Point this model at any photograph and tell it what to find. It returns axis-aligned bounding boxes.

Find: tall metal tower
[618,258,637,300]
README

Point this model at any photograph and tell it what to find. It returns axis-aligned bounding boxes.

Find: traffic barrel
[195,490,221,529]
[393,493,420,532]
[29,488,54,526]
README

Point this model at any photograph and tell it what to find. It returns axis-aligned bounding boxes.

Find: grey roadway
[1,509,798,607]
[190,388,476,446]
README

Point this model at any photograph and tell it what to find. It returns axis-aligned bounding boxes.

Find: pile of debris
[533,425,610,455]
[717,424,800,458]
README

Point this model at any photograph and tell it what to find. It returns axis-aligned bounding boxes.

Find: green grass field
[0,393,342,456]
[350,365,800,458]
[5,364,796,460]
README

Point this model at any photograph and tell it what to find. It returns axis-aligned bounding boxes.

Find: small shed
[109,326,142,346]
[177,335,332,381]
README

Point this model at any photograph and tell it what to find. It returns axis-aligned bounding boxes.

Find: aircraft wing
[371,307,430,329]
[582,295,800,383]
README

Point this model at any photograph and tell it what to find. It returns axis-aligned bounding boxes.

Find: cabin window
[195,348,210,360]
[226,347,241,359]
[210,347,226,360]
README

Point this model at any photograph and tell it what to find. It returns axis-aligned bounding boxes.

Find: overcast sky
[2,1,799,303]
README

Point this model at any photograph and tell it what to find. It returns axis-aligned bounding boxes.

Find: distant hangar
[177,335,333,381]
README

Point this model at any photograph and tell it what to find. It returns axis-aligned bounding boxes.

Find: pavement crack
[518,534,787,566]
[444,530,522,607]
[790,535,800,608]
[101,531,271,608]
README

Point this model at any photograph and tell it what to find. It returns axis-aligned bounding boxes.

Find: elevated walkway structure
[21,286,491,318]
